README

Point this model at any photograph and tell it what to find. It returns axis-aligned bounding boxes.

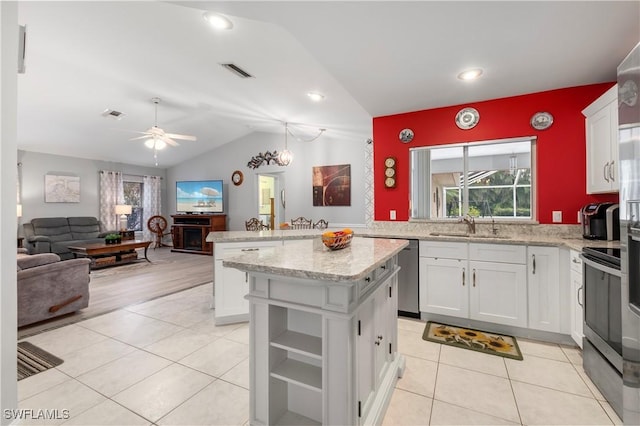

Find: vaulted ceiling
[17,1,640,167]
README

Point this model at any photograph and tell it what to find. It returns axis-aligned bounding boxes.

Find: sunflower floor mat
[422,321,523,360]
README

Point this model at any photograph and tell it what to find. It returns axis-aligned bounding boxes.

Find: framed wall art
[45,174,80,203]
[312,164,351,206]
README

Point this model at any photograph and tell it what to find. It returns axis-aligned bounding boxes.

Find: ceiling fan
[130,97,197,149]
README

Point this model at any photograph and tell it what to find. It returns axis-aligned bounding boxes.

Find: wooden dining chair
[245,218,270,231]
[290,217,313,229]
[313,219,329,230]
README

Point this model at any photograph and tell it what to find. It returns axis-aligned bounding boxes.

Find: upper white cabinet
[583,84,619,194]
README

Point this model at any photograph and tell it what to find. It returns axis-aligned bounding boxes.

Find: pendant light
[278,122,293,166]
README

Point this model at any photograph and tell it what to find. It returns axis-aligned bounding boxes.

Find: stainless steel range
[582,246,623,417]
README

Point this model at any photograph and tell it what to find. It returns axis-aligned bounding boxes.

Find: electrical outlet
[390,210,396,220]
[578,210,582,224]
[552,210,562,223]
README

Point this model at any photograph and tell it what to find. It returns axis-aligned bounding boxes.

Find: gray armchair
[17,252,91,327]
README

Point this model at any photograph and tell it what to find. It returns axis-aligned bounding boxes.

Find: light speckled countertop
[207,228,620,252]
[222,237,409,282]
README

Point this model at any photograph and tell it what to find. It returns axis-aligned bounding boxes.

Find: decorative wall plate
[530,112,554,130]
[399,128,414,143]
[455,107,479,130]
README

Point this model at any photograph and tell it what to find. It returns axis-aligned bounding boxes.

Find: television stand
[171,214,226,256]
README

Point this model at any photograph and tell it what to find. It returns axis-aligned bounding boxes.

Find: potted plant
[104,233,122,245]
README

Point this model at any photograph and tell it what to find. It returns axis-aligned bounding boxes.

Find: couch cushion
[17,253,60,270]
[30,217,73,242]
[68,217,101,239]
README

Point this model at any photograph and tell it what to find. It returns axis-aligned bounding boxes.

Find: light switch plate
[390,210,396,220]
[552,211,562,223]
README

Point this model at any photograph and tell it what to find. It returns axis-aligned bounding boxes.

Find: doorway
[257,173,284,229]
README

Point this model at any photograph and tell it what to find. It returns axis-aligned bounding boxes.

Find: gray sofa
[23,217,115,260]
[17,252,91,327]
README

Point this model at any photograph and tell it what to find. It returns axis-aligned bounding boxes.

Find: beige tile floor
[16,283,622,425]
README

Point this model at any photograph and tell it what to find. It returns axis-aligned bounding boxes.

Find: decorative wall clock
[231,170,244,186]
[530,112,554,130]
[455,107,479,130]
[399,128,414,143]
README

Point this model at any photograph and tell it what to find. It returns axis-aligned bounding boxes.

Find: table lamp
[115,204,132,231]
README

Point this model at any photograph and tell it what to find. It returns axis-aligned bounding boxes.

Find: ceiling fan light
[144,139,155,149]
[457,68,483,81]
[203,12,233,30]
[155,139,167,150]
[307,92,325,102]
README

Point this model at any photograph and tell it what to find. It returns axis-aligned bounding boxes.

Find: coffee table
[67,240,152,269]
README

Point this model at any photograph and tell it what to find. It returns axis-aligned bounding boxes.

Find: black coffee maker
[581,202,620,240]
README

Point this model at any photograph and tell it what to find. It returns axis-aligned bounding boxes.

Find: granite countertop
[222,237,409,282]
[208,228,620,252]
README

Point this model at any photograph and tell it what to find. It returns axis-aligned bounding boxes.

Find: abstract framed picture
[312,164,351,206]
[45,174,80,203]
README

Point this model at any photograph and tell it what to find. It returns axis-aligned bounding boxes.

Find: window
[410,137,534,220]
[123,181,144,231]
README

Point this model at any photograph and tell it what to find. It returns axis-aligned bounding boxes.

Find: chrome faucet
[460,214,476,234]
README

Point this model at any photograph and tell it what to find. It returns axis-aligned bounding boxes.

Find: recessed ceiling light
[457,68,483,81]
[307,92,325,102]
[203,12,233,30]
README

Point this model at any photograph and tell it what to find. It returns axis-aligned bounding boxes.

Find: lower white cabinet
[469,260,527,328]
[527,246,561,332]
[419,257,468,317]
[569,249,584,348]
[213,240,282,324]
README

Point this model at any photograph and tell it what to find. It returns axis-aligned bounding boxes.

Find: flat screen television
[176,180,224,214]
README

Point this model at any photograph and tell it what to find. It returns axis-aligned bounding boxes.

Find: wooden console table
[171,214,226,256]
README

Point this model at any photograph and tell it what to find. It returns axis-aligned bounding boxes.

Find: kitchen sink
[429,232,511,239]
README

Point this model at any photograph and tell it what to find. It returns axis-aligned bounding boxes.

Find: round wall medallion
[455,107,479,130]
[530,112,554,130]
[231,170,244,186]
[399,128,414,143]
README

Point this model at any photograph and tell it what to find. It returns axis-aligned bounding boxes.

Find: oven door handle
[580,255,622,277]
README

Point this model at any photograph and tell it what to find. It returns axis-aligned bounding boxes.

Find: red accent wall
[373,84,619,224]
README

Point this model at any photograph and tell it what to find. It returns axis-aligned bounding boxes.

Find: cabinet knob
[374,341,380,346]
[377,335,383,341]
[365,277,371,282]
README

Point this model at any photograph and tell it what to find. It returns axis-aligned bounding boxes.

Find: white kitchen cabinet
[527,246,561,332]
[583,84,619,194]
[213,240,282,325]
[469,260,528,328]
[569,249,584,348]
[418,241,468,316]
[419,257,468,317]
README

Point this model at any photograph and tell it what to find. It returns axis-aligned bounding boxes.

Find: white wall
[1,2,19,420]
[167,130,370,230]
[18,150,168,234]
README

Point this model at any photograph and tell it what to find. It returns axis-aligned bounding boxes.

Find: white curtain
[99,171,123,232]
[143,175,162,241]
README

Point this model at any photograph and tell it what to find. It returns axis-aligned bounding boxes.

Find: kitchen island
[223,237,408,425]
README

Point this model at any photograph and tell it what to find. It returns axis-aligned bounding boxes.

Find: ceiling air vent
[220,63,253,78]
[101,109,125,120]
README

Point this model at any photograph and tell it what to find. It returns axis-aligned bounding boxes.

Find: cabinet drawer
[215,240,282,260]
[469,243,526,264]
[569,249,583,273]
[419,241,467,259]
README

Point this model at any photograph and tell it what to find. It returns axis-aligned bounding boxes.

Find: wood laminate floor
[18,247,213,338]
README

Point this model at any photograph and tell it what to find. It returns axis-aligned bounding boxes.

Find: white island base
[224,238,408,425]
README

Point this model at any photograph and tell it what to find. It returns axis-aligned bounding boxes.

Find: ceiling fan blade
[160,135,180,147]
[165,133,197,141]
[129,135,150,141]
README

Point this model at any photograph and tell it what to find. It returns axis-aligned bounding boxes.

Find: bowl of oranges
[321,228,354,250]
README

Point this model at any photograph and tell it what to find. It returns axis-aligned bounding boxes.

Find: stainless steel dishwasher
[397,239,420,318]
